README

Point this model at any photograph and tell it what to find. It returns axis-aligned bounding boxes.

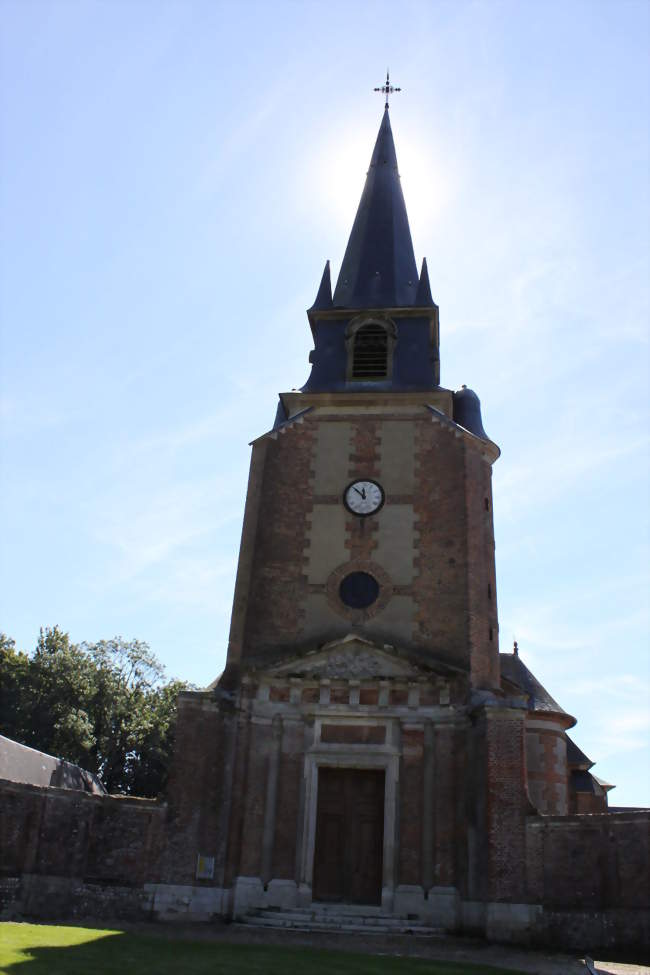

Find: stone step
[238,919,442,935]
[250,905,384,917]
[237,911,443,936]
[247,909,427,926]
[308,904,384,916]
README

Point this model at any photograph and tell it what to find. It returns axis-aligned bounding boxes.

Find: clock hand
[361,488,367,499]
[353,487,364,497]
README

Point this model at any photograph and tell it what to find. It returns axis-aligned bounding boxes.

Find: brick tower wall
[525,718,569,816]
[228,408,499,688]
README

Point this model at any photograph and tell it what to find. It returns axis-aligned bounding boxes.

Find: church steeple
[303,106,440,393]
[332,107,419,309]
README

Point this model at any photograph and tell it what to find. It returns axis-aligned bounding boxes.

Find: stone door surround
[299,715,400,912]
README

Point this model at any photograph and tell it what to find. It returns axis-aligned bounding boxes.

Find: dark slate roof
[566,735,594,770]
[310,260,333,311]
[0,734,105,794]
[272,396,288,430]
[571,769,613,794]
[332,107,419,309]
[592,773,614,792]
[453,386,490,440]
[499,652,568,717]
[414,258,436,307]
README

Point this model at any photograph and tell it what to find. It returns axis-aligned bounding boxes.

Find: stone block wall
[526,811,650,950]
[0,777,164,920]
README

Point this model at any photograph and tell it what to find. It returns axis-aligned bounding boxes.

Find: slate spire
[310,260,333,311]
[332,107,419,309]
[415,257,435,307]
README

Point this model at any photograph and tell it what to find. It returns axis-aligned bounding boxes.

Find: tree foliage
[0,627,190,796]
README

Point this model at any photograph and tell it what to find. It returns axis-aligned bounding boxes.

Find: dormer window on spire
[346,317,396,381]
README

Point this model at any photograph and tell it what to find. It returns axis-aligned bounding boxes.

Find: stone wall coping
[526,810,649,827]
[177,691,217,705]
[0,777,163,808]
[524,718,568,733]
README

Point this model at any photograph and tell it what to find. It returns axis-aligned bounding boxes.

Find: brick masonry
[1,397,648,951]
[525,720,569,816]
[2,675,649,950]
[481,708,531,903]
[525,811,650,949]
[0,777,164,919]
[227,403,500,689]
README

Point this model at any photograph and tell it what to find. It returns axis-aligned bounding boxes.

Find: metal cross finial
[374,69,401,109]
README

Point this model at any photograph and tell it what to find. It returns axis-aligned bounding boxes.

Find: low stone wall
[1,875,155,921]
[2,776,648,953]
[525,811,650,951]
[0,778,165,920]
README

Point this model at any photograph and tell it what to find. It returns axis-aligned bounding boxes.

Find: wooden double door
[313,768,385,905]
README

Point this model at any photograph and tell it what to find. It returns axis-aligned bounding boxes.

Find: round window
[339,571,380,609]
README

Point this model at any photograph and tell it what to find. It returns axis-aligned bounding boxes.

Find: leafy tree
[121,677,188,797]
[30,627,97,763]
[0,628,190,797]
[0,633,31,743]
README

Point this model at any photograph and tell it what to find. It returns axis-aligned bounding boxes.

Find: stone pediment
[265,634,426,680]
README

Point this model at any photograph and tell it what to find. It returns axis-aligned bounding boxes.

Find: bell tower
[225,105,501,690]
[161,100,619,936]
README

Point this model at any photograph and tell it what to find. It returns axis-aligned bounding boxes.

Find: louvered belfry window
[352,322,388,379]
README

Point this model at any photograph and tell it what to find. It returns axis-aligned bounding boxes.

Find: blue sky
[1,0,648,805]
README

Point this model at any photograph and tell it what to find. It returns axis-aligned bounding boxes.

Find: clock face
[343,479,385,516]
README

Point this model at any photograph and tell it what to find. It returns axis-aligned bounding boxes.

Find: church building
[157,104,627,939]
[2,102,646,952]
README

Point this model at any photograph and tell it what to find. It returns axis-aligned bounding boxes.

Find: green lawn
[0,923,525,975]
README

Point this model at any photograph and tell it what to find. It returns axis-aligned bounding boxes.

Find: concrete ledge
[265,879,299,910]
[485,902,542,944]
[381,885,394,913]
[461,900,486,935]
[393,884,425,916]
[297,883,313,908]
[231,877,304,915]
[145,883,225,921]
[425,886,460,929]
[232,876,265,918]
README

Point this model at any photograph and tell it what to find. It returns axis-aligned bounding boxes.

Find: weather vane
[374,69,401,109]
